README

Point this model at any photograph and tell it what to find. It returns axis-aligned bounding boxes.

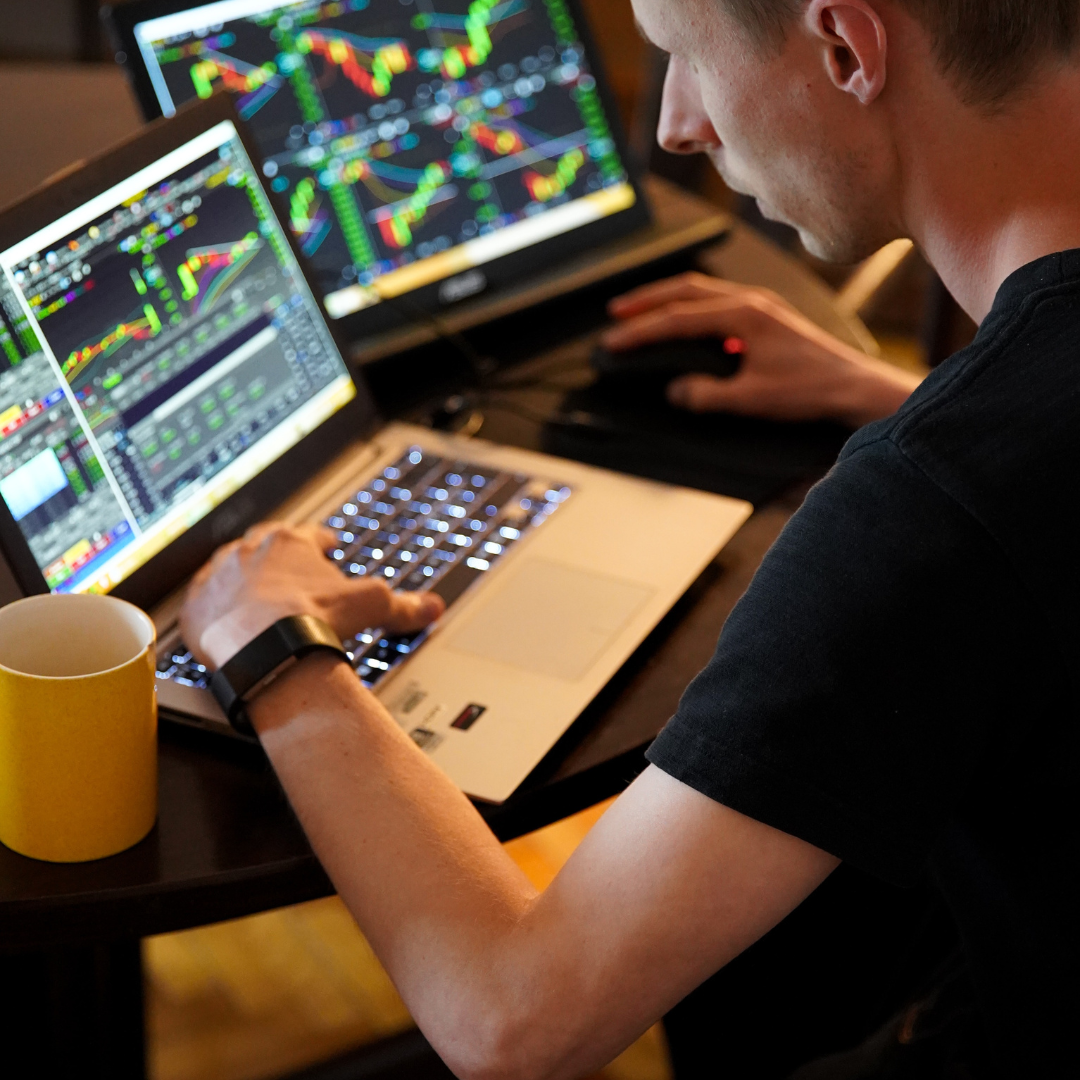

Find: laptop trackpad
[446,559,654,682]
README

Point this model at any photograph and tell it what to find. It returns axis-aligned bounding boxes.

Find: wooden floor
[145,799,672,1080]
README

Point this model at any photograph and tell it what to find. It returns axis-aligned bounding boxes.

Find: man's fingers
[242,521,288,547]
[295,522,338,553]
[241,521,335,556]
[602,298,752,351]
[608,274,780,323]
[667,373,755,414]
[608,272,726,319]
[383,590,446,633]
[335,579,445,637]
[200,537,243,577]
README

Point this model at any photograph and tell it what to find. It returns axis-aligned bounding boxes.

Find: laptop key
[480,475,527,515]
[158,455,571,701]
[430,557,489,607]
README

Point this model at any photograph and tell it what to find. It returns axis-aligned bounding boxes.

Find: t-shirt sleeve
[647,438,1008,886]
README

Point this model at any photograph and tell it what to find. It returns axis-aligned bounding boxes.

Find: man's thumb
[383,590,445,633]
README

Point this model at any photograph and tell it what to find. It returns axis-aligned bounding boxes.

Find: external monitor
[106,0,650,344]
[0,96,369,607]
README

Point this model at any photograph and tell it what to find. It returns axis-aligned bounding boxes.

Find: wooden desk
[0,61,869,1079]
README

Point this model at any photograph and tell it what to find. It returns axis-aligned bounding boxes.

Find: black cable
[480,392,623,433]
[377,288,610,431]
[380,290,499,387]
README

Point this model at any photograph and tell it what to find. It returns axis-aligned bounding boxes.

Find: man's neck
[896,63,1080,323]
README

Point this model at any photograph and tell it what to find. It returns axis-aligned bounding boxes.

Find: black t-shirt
[647,250,1080,1075]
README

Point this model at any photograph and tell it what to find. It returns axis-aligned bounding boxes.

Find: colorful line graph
[295,31,412,98]
[155,33,236,65]
[272,22,380,271]
[374,163,450,249]
[31,279,95,322]
[118,213,200,256]
[471,122,526,156]
[523,147,586,202]
[340,157,425,204]
[62,304,163,382]
[190,53,285,118]
[177,233,263,315]
[413,0,527,79]
[290,178,333,256]
[413,0,527,33]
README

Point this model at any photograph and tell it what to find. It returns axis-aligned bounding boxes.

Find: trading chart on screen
[132,0,635,317]
[0,274,131,591]
[0,123,353,593]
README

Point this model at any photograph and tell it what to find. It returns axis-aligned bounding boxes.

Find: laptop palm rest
[444,559,654,682]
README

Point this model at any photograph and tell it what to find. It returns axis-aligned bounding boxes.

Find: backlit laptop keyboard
[157,445,570,694]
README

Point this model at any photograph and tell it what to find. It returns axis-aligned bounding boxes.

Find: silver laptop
[0,100,750,803]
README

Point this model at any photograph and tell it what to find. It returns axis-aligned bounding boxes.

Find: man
[182,2,1080,1076]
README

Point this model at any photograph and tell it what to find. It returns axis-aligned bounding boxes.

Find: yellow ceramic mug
[0,593,157,862]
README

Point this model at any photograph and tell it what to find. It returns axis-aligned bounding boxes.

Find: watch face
[208,613,346,734]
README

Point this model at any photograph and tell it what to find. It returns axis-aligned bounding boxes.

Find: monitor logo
[439,271,487,305]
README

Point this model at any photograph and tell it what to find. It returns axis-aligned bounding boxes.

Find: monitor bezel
[102,0,652,346]
[0,93,380,612]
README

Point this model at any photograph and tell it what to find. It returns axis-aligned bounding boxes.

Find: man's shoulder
[836,267,1080,647]
[894,262,1080,458]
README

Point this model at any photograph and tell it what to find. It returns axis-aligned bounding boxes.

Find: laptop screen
[120,0,637,322]
[0,119,355,595]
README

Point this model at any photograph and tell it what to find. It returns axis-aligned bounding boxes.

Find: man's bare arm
[248,652,839,1080]
[182,526,838,1080]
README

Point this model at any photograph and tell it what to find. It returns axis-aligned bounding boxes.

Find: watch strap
[209,615,348,736]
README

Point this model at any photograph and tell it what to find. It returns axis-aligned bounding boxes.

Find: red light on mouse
[723,337,746,355]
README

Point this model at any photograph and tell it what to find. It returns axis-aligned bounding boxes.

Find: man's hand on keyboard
[181,523,444,670]
[603,272,921,427]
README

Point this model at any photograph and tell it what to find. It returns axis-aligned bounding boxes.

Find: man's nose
[656,56,721,155]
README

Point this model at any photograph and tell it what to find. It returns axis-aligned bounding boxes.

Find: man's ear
[805,0,888,105]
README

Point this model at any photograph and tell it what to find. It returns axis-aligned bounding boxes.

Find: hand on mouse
[181,523,444,669]
[603,272,922,427]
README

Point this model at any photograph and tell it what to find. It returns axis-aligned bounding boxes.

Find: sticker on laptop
[409,728,444,752]
[451,704,487,731]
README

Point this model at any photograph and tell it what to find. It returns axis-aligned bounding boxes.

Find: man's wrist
[207,614,349,735]
[247,649,357,736]
[201,606,310,670]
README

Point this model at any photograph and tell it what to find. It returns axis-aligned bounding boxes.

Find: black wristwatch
[209,615,350,736]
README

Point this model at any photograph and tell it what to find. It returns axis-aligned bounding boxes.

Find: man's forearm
[250,654,544,1076]
[246,654,839,1080]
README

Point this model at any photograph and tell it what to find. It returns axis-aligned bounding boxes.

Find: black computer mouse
[590,336,744,381]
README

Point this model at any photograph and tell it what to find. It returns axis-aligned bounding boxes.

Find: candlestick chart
[140,0,630,312]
